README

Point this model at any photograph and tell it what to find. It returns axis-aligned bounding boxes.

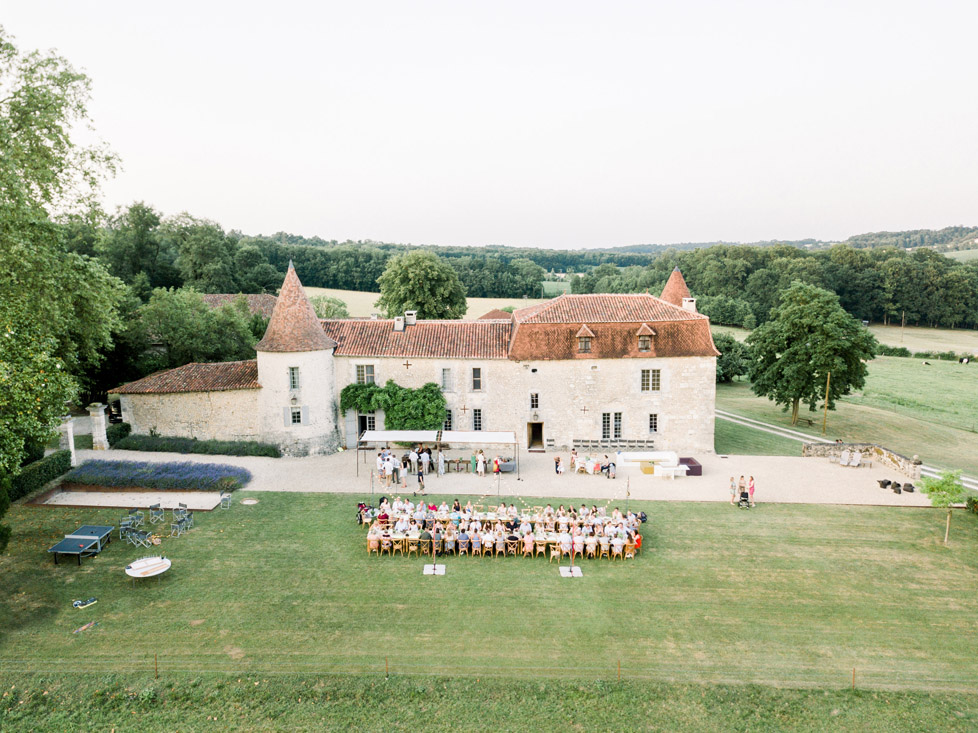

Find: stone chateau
[112,264,719,455]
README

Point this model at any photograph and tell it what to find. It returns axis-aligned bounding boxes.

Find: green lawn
[714,414,802,455]
[3,493,977,703]
[717,357,978,475]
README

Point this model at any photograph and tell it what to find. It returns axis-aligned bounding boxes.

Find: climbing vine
[340,380,446,431]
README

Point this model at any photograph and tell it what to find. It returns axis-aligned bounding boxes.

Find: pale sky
[4,1,977,249]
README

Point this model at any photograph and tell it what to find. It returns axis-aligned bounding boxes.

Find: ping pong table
[48,525,114,565]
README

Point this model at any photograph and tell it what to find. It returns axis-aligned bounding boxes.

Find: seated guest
[543,504,554,516]
[464,500,474,513]
[377,509,389,525]
[573,535,584,556]
[458,528,469,547]
[394,516,410,533]
[431,526,442,556]
[523,532,535,554]
[438,501,449,513]
[507,504,518,518]
[611,534,625,555]
[452,498,462,512]
[611,507,623,522]
[519,518,532,536]
[444,527,456,554]
[449,508,460,526]
[585,534,598,554]
[559,531,572,554]
[579,504,589,517]
[408,519,419,534]
[470,533,482,554]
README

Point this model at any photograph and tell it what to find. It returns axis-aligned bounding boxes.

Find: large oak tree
[375,250,467,319]
[746,282,877,425]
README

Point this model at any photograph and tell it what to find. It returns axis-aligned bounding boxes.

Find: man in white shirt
[394,517,410,533]
[420,450,431,475]
[409,449,419,473]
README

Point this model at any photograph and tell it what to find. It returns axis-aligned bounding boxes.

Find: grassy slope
[3,493,977,698]
[304,286,550,320]
[714,415,802,456]
[3,673,977,731]
[716,357,978,474]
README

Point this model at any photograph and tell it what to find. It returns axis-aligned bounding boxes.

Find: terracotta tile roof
[256,263,337,352]
[660,267,692,307]
[478,309,514,321]
[508,320,719,361]
[321,319,512,359]
[201,293,277,319]
[512,293,702,323]
[111,360,260,394]
[636,323,656,336]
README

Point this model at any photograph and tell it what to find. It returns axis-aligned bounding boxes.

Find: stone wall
[334,354,716,454]
[118,390,260,441]
[802,442,922,480]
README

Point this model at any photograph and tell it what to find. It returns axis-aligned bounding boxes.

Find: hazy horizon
[5,1,977,249]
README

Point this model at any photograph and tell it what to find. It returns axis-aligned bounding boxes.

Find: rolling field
[716,357,978,474]
[713,323,978,354]
[304,287,550,319]
[945,248,978,262]
[2,492,977,729]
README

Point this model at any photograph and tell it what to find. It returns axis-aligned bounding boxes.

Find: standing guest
[420,449,431,476]
[729,476,737,505]
[409,447,419,474]
[554,455,561,474]
[570,449,578,471]
[748,476,756,507]
[438,449,446,477]
[557,457,565,475]
[493,455,501,476]
[738,475,746,500]
[477,451,486,477]
[416,464,425,495]
[376,452,384,477]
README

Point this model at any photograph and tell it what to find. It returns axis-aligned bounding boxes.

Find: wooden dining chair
[586,542,597,559]
[392,537,405,556]
[549,543,562,563]
[599,542,611,560]
[380,537,393,556]
[457,537,469,556]
[612,544,624,561]
[406,538,419,558]
[367,537,380,555]
[624,542,636,560]
[505,539,519,556]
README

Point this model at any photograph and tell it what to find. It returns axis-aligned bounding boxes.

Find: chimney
[404,310,417,326]
[393,316,405,332]
[682,297,697,313]
[370,313,379,320]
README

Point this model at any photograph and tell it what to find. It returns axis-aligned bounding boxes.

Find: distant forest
[77,204,978,331]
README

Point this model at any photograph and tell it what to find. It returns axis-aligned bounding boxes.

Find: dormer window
[575,324,595,354]
[636,323,656,352]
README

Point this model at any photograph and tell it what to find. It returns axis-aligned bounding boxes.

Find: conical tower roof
[660,267,692,307]
[256,263,337,352]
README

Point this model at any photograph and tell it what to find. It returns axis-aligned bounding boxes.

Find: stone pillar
[912,455,922,482]
[88,403,109,451]
[58,416,78,466]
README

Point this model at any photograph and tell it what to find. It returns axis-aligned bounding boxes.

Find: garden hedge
[106,421,132,447]
[113,433,280,458]
[9,450,73,501]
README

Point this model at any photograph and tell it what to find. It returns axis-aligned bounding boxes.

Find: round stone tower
[255,262,339,456]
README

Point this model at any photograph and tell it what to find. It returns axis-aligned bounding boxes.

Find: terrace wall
[802,442,923,480]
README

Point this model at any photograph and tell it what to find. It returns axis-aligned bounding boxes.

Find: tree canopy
[375,250,467,319]
[0,26,122,551]
[746,282,878,424]
[309,295,350,319]
[713,332,749,383]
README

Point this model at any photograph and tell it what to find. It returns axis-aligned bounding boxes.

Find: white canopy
[357,430,439,444]
[439,430,517,445]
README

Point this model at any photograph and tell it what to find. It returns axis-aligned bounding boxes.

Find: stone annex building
[112,264,719,456]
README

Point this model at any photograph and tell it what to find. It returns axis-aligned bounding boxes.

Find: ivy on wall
[340,380,447,431]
